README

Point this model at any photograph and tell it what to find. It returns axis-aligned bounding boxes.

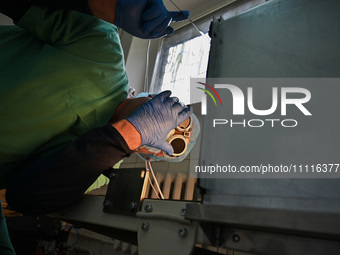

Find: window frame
[149,0,268,96]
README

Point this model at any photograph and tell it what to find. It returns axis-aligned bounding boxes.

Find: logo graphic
[193,79,312,128]
[197,82,311,117]
[196,82,223,115]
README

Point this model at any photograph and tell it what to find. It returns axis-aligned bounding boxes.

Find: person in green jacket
[0,0,190,252]
[0,0,190,211]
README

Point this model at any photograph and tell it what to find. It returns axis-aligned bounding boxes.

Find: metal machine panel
[199,0,340,212]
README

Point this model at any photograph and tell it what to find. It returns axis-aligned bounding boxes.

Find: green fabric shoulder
[0,7,129,187]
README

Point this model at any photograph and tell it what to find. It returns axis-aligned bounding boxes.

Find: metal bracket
[137,199,198,255]
[186,203,340,255]
[103,168,149,216]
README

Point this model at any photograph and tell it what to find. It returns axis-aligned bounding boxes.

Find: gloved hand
[126,91,193,155]
[114,0,189,39]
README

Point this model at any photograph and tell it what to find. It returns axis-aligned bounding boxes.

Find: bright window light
[159,35,210,104]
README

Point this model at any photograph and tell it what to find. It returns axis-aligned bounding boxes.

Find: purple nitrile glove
[114,0,189,39]
[126,91,192,155]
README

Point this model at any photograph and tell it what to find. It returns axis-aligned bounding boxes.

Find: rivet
[178,227,187,238]
[103,200,112,209]
[232,234,240,243]
[141,222,150,231]
[144,204,153,212]
[129,202,138,212]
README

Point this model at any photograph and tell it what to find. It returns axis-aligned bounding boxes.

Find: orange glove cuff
[112,119,142,150]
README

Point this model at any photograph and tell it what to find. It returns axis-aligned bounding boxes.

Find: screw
[144,204,153,212]
[129,202,138,212]
[103,200,112,209]
[109,172,116,179]
[181,208,186,216]
[232,234,240,243]
[141,222,149,231]
[178,228,187,238]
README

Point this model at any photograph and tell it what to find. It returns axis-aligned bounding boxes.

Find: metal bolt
[181,208,186,216]
[232,234,240,243]
[129,202,138,212]
[144,204,153,212]
[109,172,116,179]
[141,222,149,231]
[178,228,187,238]
[103,200,112,209]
